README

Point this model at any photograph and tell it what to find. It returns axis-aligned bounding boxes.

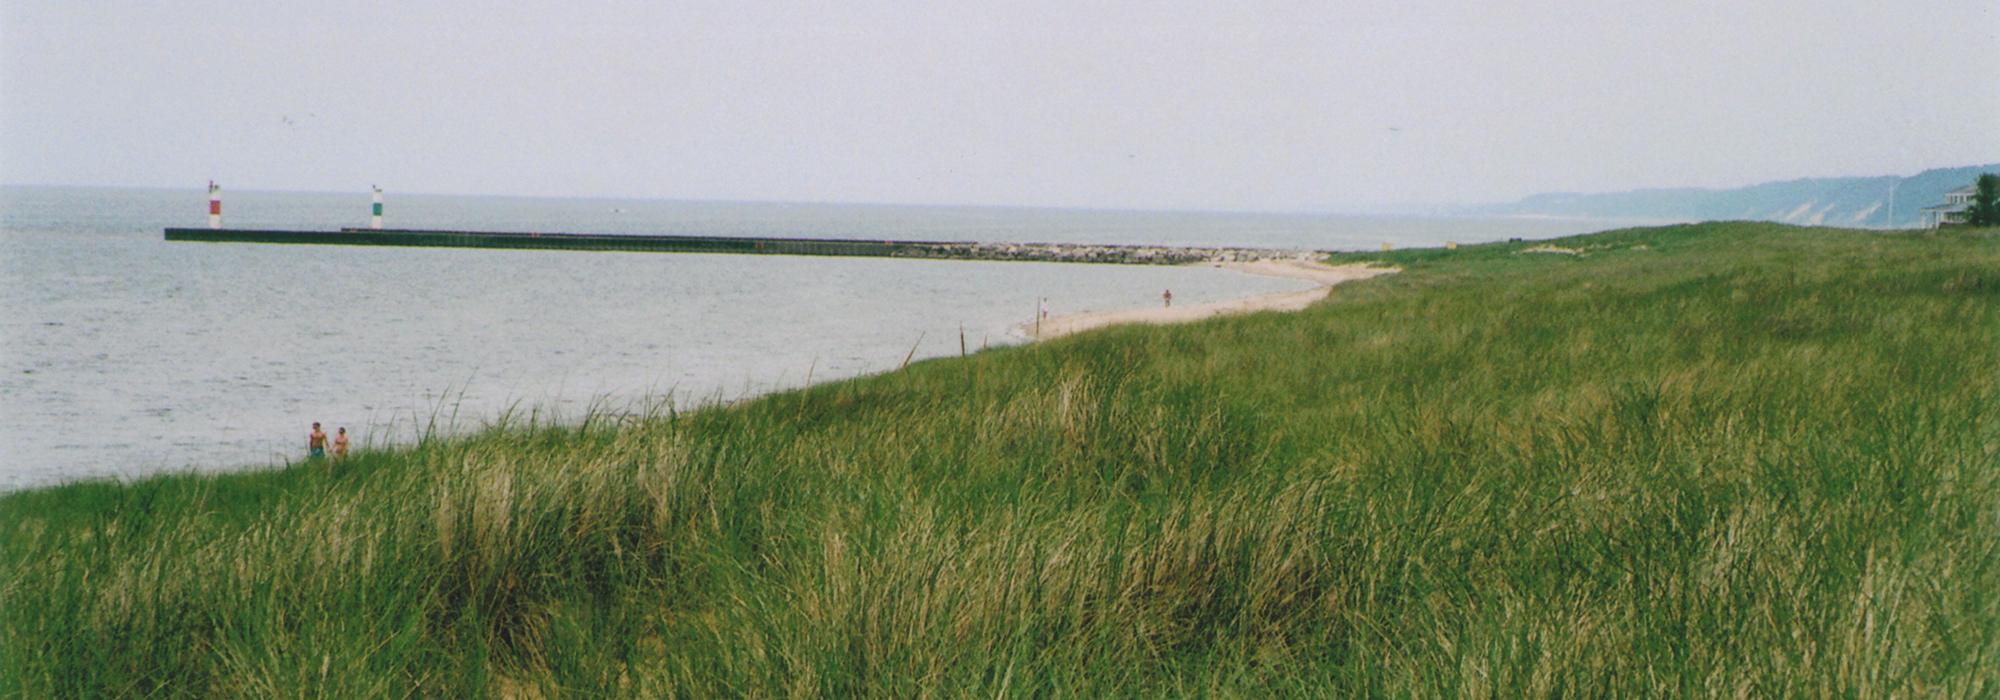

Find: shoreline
[1029,259,1396,340]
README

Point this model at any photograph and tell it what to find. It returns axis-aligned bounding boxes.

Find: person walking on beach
[1163,289,1173,308]
[333,427,350,460]
[307,422,328,460]
[1039,297,1050,320]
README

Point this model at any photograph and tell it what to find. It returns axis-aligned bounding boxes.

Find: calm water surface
[0,187,1639,489]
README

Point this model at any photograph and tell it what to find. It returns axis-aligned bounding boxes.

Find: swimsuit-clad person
[333,427,350,459]
[308,422,327,459]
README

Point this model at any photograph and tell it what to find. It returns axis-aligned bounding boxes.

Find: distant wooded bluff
[1460,163,1999,228]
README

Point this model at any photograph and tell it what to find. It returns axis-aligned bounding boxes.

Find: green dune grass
[4,222,1996,697]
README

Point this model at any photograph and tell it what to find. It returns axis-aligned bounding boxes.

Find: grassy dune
[3,222,1996,696]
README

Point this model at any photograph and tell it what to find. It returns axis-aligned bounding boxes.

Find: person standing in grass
[333,427,350,460]
[308,422,327,460]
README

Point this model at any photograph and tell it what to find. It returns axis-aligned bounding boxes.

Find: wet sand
[1030,259,1396,340]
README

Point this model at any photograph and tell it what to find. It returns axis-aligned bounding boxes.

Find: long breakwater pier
[163,227,1322,265]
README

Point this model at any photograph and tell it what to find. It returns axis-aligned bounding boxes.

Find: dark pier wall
[165,228,926,258]
[163,228,1315,265]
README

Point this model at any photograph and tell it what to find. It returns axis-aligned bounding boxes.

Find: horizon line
[6,159,1994,217]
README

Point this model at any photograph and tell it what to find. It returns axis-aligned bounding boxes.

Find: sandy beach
[1030,259,1396,340]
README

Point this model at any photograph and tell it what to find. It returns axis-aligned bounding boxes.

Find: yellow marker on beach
[1380,242,1393,252]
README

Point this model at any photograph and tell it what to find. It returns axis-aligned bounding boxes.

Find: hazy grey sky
[4,1,1995,211]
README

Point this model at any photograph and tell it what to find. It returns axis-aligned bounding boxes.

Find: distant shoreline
[1028,259,1395,340]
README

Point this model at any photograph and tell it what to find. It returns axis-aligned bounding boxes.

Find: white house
[1920,184,1978,228]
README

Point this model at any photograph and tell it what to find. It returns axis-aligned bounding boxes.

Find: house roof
[1947,184,1978,195]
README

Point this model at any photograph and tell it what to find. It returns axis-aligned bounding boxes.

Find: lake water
[0,186,1639,489]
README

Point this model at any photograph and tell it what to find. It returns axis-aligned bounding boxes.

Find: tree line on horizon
[1463,163,2000,229]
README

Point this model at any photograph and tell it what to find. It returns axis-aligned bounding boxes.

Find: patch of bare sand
[1030,260,1396,340]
